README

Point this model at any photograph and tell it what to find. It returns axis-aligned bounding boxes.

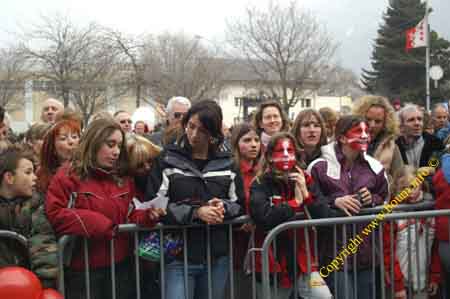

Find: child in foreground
[383,165,440,299]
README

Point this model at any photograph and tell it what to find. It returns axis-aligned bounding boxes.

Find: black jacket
[250,171,335,232]
[396,132,444,167]
[145,141,243,263]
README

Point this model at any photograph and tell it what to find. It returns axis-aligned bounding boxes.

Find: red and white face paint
[272,138,296,172]
[344,122,370,152]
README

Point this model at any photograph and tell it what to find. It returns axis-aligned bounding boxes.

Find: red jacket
[46,165,156,270]
[433,169,450,241]
[233,160,258,269]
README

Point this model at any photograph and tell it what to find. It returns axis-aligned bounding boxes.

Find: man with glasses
[150,96,191,146]
[114,110,133,133]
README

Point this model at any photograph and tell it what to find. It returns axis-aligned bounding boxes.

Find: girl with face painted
[353,95,404,182]
[308,115,389,299]
[250,132,332,299]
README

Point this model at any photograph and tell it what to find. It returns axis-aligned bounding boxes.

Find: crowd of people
[1,94,450,299]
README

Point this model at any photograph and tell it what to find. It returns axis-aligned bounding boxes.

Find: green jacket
[0,196,32,268]
[0,192,58,286]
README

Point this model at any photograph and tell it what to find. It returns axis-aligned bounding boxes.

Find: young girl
[383,165,439,299]
[230,123,261,298]
[145,100,243,299]
[45,118,164,299]
[250,132,332,299]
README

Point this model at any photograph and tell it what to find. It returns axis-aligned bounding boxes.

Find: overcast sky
[1,0,449,75]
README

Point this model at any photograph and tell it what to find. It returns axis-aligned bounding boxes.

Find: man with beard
[396,104,444,168]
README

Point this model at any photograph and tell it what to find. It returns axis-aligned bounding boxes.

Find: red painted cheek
[273,155,296,171]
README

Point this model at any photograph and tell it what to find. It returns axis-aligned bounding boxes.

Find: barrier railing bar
[228,224,235,299]
[83,238,91,299]
[110,237,116,299]
[206,225,212,299]
[407,218,412,298]
[342,224,348,299]
[390,220,395,299]
[379,222,385,299]
[183,228,189,299]
[293,229,298,299]
[134,231,141,299]
[415,218,420,291]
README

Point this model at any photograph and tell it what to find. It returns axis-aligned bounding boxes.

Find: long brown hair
[230,123,261,165]
[291,109,327,149]
[72,119,129,180]
[37,119,81,192]
[256,132,303,179]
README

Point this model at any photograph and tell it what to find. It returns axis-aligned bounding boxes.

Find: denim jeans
[325,268,380,299]
[164,256,229,299]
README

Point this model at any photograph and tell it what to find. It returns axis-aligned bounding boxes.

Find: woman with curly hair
[353,95,403,179]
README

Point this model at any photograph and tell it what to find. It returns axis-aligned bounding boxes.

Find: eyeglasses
[120,119,132,124]
[173,112,186,119]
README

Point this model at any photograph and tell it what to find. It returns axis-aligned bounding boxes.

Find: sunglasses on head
[173,112,185,119]
[120,119,132,124]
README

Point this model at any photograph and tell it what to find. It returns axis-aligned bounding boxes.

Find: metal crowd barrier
[0,229,28,247]
[57,215,257,299]
[55,200,447,299]
[260,204,450,299]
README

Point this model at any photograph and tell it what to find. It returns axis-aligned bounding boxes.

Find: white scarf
[260,131,272,148]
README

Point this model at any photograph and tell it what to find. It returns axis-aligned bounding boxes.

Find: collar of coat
[307,142,384,180]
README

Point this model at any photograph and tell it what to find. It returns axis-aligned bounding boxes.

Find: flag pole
[425,0,431,111]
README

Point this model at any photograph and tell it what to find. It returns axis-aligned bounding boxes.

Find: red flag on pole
[405,17,428,52]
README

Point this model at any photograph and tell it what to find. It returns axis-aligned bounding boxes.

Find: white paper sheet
[133,196,167,210]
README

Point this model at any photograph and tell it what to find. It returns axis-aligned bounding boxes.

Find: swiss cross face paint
[272,138,296,172]
[345,122,370,152]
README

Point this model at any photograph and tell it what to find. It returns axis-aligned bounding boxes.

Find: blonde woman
[353,95,403,179]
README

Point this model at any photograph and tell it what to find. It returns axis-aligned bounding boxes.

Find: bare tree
[106,30,150,108]
[18,14,126,124]
[68,34,125,125]
[0,46,28,109]
[19,14,105,107]
[143,32,231,105]
[226,0,337,113]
